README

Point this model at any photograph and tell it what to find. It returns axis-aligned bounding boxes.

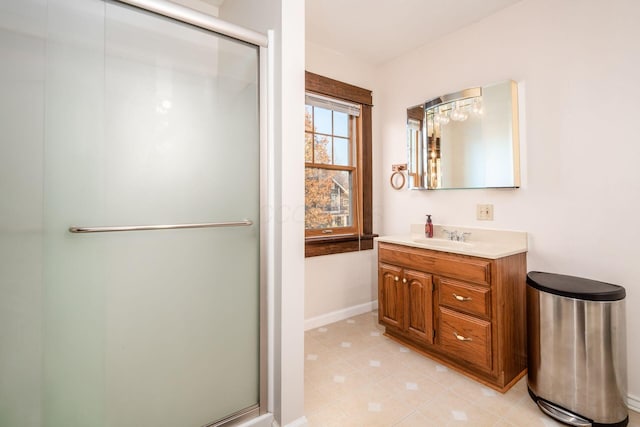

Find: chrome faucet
[458,232,471,242]
[442,229,471,242]
[442,229,455,240]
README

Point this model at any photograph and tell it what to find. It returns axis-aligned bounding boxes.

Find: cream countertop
[377,224,527,260]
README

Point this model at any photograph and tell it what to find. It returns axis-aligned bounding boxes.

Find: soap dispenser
[425,214,434,238]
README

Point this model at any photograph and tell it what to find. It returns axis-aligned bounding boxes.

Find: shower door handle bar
[68,220,253,234]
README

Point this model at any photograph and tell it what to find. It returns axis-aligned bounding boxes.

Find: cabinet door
[378,264,404,329]
[404,269,434,344]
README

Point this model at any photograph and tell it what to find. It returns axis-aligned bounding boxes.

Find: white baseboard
[629,393,640,413]
[273,415,307,427]
[237,413,273,427]
[304,300,378,331]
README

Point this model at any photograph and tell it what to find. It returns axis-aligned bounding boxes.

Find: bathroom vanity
[377,226,527,392]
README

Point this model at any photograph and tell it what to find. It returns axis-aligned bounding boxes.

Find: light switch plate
[477,204,494,220]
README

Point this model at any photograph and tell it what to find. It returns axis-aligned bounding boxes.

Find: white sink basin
[411,237,475,250]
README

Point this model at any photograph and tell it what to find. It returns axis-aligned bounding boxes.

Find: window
[305,97,358,236]
[304,71,375,257]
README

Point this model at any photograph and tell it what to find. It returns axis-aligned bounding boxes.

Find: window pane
[305,132,313,162]
[305,105,313,132]
[333,137,349,166]
[305,168,352,230]
[313,106,332,135]
[333,111,349,137]
[314,135,332,164]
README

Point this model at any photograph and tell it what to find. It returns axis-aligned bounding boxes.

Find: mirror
[406,80,520,190]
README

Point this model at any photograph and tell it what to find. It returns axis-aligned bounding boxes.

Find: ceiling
[306,0,522,65]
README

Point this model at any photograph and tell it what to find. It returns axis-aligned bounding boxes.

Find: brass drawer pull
[394,276,400,282]
[453,293,472,302]
[453,331,472,341]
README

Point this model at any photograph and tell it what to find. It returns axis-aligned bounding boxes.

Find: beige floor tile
[330,338,372,357]
[333,382,394,411]
[309,329,357,348]
[311,370,387,406]
[376,369,441,407]
[346,361,396,383]
[305,336,334,358]
[305,385,339,416]
[351,329,388,347]
[305,353,347,378]
[337,394,415,427]
[343,344,405,368]
[305,403,349,427]
[305,311,636,427]
[417,389,501,426]
[392,410,431,427]
[305,325,333,338]
[407,357,469,387]
[492,419,520,427]
[309,361,369,390]
[448,375,525,417]
[370,338,412,357]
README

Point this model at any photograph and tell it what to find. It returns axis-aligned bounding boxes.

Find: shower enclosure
[0,1,268,426]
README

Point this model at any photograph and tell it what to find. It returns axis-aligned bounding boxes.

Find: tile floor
[304,311,640,427]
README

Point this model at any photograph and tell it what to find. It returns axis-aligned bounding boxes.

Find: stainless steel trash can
[527,271,628,427]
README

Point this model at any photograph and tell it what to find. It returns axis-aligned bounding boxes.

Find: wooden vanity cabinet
[377,242,527,392]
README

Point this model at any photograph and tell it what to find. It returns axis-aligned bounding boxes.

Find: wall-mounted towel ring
[390,164,407,190]
[390,171,405,190]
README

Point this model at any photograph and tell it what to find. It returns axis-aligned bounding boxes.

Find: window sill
[304,234,378,258]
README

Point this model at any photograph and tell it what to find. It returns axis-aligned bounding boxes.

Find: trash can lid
[527,271,626,301]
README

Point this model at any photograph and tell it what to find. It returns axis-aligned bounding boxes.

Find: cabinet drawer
[378,243,491,285]
[439,307,492,371]
[439,278,491,318]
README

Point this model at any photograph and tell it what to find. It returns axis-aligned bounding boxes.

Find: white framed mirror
[407,80,520,190]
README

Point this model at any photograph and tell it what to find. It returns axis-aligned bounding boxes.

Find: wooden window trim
[305,71,377,257]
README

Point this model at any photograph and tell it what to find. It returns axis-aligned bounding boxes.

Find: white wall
[376,0,640,405]
[304,42,381,325]
[171,0,219,16]
[221,2,306,426]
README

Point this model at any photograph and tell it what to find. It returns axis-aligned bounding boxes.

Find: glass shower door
[43,1,260,426]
